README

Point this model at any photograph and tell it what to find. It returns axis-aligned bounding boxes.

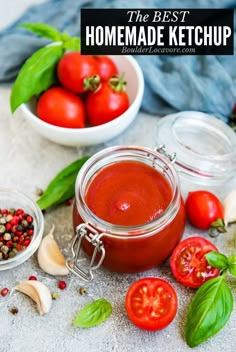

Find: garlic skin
[223,190,236,227]
[37,225,69,276]
[15,280,52,315]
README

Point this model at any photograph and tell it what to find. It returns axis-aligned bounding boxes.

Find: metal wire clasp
[66,223,105,281]
[155,145,176,163]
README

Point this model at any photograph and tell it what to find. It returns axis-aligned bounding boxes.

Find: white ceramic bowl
[19,55,144,147]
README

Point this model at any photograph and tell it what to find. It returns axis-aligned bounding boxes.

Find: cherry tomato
[57,52,98,93]
[37,86,85,128]
[170,236,220,288]
[185,190,224,230]
[125,277,178,331]
[94,56,118,81]
[86,82,129,126]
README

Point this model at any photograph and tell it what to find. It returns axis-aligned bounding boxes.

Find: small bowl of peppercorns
[0,189,44,270]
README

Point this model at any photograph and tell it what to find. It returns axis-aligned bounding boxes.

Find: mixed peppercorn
[0,208,34,260]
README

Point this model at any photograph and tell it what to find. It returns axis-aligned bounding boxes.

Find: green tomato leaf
[10,44,64,112]
[37,156,90,210]
[73,298,112,328]
[205,251,229,270]
[228,254,236,276]
[19,22,62,41]
[185,276,233,347]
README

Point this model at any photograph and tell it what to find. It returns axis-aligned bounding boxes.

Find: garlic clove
[15,280,52,315]
[223,190,236,227]
[37,225,69,276]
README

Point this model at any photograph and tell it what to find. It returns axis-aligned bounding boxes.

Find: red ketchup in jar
[73,146,185,274]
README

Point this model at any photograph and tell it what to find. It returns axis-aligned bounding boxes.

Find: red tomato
[185,190,224,230]
[86,82,129,126]
[170,236,220,288]
[57,52,98,93]
[125,277,178,331]
[94,56,118,81]
[37,87,85,128]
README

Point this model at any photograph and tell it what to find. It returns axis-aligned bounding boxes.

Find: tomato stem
[109,73,127,92]
[83,75,101,91]
[208,218,226,238]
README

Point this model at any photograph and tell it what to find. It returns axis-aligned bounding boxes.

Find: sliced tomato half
[125,277,177,331]
[170,236,220,288]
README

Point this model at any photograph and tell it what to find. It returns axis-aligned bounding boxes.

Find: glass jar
[155,111,236,198]
[70,146,185,281]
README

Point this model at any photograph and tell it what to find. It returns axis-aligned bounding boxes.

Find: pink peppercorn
[58,280,67,290]
[66,199,73,206]
[16,209,24,216]
[23,239,31,247]
[26,229,34,236]
[5,223,12,231]
[1,288,9,297]
[26,215,33,223]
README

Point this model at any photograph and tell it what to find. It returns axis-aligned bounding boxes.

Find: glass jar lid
[155,111,236,185]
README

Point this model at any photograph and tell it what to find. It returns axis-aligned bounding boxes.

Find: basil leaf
[205,251,229,270]
[20,22,62,41]
[37,156,90,210]
[63,37,81,51]
[73,298,112,328]
[10,44,64,112]
[185,276,233,347]
[228,254,236,276]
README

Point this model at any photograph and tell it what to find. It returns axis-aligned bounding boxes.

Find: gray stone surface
[1,79,236,352]
[1,2,236,351]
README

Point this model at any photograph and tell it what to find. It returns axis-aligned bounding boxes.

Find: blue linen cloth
[0,0,235,122]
